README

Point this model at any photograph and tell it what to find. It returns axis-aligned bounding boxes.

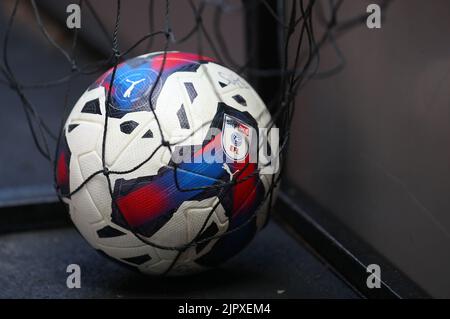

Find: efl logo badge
[222,114,252,161]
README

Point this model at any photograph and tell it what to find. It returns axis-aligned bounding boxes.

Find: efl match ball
[55,51,279,275]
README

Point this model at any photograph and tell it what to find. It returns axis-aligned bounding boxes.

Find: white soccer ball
[55,52,278,275]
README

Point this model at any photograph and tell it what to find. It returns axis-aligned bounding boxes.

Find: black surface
[0,196,68,235]
[0,222,358,299]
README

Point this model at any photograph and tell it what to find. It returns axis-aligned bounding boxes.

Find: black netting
[0,0,392,273]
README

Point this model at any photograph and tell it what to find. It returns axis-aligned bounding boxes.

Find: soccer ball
[55,51,278,275]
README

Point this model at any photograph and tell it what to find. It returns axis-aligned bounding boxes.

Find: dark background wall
[287,0,450,297]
